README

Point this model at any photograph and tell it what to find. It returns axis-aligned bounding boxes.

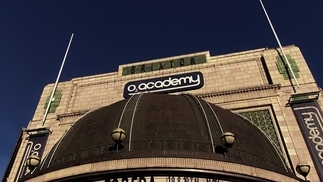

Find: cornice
[197,84,281,99]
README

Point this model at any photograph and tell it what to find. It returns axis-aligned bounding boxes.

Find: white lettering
[138,83,146,90]
[127,84,136,92]
[126,74,202,95]
[155,81,163,88]
[146,82,154,89]
[302,111,323,165]
[163,78,171,87]
[34,143,41,150]
[172,78,179,86]
[178,76,192,84]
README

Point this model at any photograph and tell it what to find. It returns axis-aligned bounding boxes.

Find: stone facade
[4,45,322,182]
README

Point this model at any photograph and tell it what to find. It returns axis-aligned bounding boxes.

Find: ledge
[197,84,281,98]
[56,110,89,120]
[26,158,301,182]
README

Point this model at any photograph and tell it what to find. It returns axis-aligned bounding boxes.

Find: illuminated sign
[291,100,323,181]
[122,55,207,76]
[123,72,204,98]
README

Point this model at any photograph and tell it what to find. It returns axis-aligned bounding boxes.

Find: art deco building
[3,45,323,182]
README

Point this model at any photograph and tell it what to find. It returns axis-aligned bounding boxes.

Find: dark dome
[29,93,294,179]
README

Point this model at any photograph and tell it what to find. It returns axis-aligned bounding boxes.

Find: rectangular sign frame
[122,55,207,76]
[14,133,49,181]
[291,100,323,181]
[123,72,204,98]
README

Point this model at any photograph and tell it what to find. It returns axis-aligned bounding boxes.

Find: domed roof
[28,93,295,179]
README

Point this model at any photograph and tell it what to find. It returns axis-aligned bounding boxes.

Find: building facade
[3,45,323,181]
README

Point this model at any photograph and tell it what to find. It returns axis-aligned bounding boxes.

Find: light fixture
[220,132,236,149]
[111,128,127,144]
[26,154,41,170]
[296,162,310,181]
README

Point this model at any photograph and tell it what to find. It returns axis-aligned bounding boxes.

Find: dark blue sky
[1,1,322,178]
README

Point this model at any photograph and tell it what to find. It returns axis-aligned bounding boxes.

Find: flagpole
[259,0,300,88]
[42,33,74,126]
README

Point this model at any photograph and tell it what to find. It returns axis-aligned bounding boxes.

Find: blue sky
[1,1,323,179]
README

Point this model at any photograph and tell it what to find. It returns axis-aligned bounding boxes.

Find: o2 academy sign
[123,72,204,98]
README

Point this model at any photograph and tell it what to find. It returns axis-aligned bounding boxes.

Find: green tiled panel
[275,54,300,80]
[44,90,62,113]
[291,95,309,102]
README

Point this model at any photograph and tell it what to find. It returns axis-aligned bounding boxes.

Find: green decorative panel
[239,110,282,154]
[44,90,62,113]
[275,54,300,80]
[291,95,309,102]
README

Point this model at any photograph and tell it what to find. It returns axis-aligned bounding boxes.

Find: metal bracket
[23,127,52,136]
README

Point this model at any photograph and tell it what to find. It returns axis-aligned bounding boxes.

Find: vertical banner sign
[15,133,49,182]
[291,100,323,181]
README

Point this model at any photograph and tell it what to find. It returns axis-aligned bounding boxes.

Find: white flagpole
[42,33,74,126]
[259,0,300,88]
